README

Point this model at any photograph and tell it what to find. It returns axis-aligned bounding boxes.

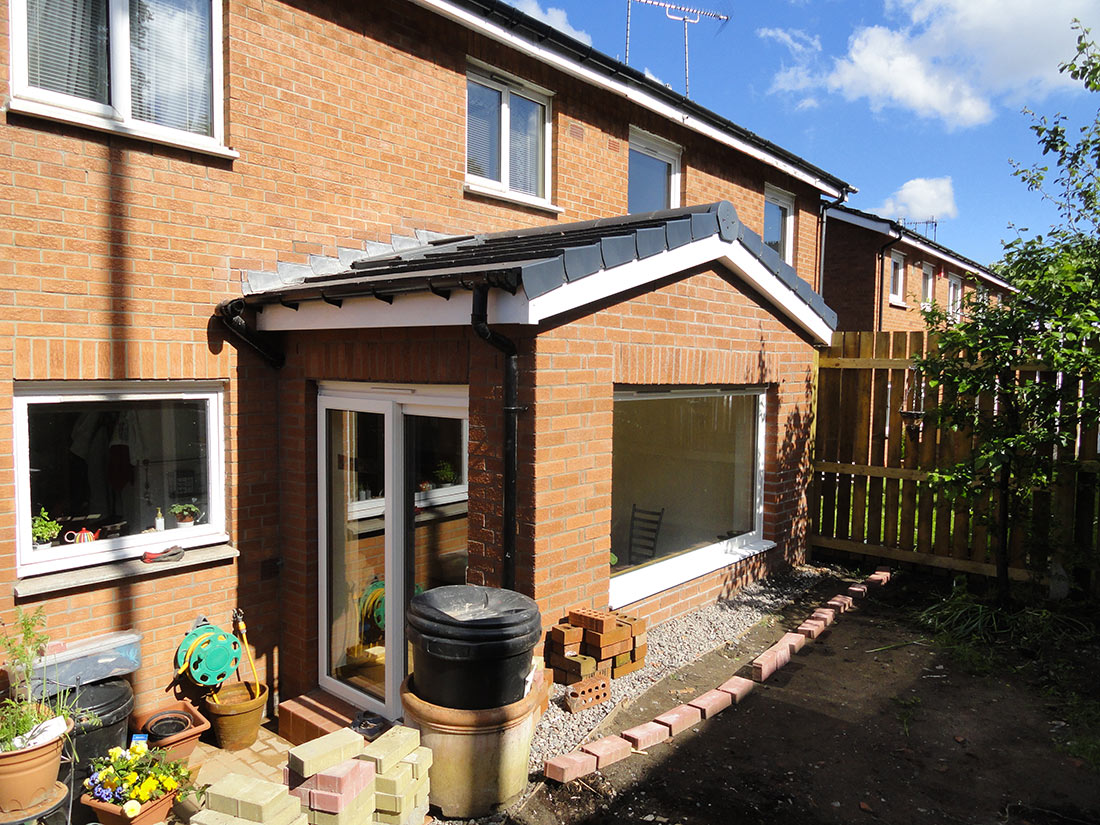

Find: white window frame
[764,184,796,264]
[464,64,554,211]
[7,0,235,159]
[316,382,469,718]
[948,274,963,319]
[921,262,935,307]
[14,381,228,578]
[608,387,772,610]
[628,126,681,212]
[889,251,907,306]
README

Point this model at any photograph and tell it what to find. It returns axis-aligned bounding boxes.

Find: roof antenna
[900,217,939,242]
[626,0,729,96]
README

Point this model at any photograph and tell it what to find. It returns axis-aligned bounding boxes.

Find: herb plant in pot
[0,607,75,814]
[169,503,200,528]
[31,508,61,552]
[80,741,194,825]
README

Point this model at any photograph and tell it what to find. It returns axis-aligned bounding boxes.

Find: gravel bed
[526,564,828,771]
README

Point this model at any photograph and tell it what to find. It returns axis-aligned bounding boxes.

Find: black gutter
[471,285,521,592]
[216,298,286,369]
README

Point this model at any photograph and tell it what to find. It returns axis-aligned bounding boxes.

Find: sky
[507,0,1100,266]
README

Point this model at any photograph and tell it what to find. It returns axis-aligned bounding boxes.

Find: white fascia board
[410,0,844,199]
[825,206,897,237]
[527,235,834,345]
[257,237,833,344]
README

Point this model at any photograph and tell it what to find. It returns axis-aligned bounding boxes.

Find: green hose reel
[175,624,242,687]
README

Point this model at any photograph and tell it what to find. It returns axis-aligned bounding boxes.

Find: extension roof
[825,204,1015,292]
[243,202,838,344]
[410,0,853,199]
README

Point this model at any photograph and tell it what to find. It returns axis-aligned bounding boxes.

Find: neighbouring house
[1,0,851,727]
[822,204,1014,332]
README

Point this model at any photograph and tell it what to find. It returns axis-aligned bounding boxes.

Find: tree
[916,23,1100,600]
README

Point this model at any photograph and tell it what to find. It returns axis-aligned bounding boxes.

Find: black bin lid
[68,678,134,717]
[407,585,541,643]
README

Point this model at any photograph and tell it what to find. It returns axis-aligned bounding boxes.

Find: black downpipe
[471,285,520,591]
[216,298,285,369]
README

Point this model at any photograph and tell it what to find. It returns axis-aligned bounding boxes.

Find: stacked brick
[547,608,647,688]
[360,726,432,825]
[279,726,431,825]
[195,776,305,825]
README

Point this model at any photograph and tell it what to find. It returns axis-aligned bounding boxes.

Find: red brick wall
[0,0,830,709]
[823,221,1005,332]
[526,265,818,628]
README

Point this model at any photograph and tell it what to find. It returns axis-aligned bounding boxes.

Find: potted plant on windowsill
[30,508,61,552]
[80,741,195,825]
[169,503,200,528]
[0,607,77,814]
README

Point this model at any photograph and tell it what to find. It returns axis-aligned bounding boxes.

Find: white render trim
[412,0,844,198]
[825,205,896,236]
[257,234,834,345]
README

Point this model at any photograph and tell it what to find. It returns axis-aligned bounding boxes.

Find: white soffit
[256,235,834,345]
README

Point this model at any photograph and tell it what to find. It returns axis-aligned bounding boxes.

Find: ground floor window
[609,387,768,608]
[14,382,226,577]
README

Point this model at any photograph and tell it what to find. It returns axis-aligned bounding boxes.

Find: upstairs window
[948,275,963,319]
[465,69,552,207]
[889,251,906,304]
[763,185,795,263]
[10,0,225,152]
[921,263,935,305]
[628,128,681,214]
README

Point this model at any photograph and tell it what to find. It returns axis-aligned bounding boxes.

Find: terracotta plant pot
[81,790,175,825]
[129,699,210,764]
[0,716,73,814]
[203,682,267,751]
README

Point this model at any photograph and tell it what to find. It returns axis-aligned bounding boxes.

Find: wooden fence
[811,330,1099,589]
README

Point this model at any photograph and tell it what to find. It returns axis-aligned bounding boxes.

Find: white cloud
[795,97,820,111]
[512,0,592,46]
[826,26,992,126]
[756,27,821,58]
[759,0,1096,127]
[643,67,667,86]
[877,176,958,220]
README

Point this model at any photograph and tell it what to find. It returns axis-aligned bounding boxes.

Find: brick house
[1,0,850,724]
[822,204,1013,332]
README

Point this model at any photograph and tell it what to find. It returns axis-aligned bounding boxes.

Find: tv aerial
[625,0,729,97]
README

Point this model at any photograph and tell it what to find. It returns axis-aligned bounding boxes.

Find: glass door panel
[325,409,387,701]
[403,414,469,679]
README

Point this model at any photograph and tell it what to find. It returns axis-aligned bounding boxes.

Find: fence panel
[810,330,1095,586]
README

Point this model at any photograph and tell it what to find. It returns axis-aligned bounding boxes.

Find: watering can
[64,527,101,543]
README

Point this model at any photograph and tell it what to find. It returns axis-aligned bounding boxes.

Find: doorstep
[277,689,360,745]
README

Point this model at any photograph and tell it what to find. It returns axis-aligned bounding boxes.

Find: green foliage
[169,503,200,519]
[30,508,60,545]
[918,23,1100,595]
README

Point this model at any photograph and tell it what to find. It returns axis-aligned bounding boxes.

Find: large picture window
[609,388,768,608]
[9,0,227,153]
[14,383,226,577]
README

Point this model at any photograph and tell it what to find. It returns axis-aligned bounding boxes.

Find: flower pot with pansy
[80,740,194,825]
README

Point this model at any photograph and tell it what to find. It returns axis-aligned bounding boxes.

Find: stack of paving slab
[547,607,647,687]
[279,725,432,825]
[195,775,306,825]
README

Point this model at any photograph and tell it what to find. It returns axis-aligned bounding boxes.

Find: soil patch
[512,574,1100,825]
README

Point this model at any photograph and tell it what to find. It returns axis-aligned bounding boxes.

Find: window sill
[888,297,909,309]
[14,543,239,598]
[463,182,564,214]
[608,538,775,609]
[6,97,239,160]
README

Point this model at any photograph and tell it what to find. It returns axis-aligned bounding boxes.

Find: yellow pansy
[108,746,124,760]
[122,800,141,818]
[162,777,178,792]
[130,740,149,756]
